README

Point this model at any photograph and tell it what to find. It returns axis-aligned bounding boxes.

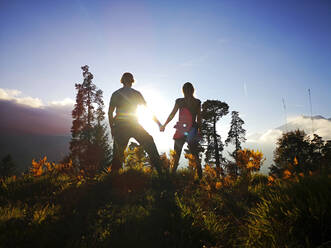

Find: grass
[0,167,330,248]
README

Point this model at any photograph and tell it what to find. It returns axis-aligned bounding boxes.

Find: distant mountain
[0,99,114,172]
[311,115,328,120]
[0,99,73,172]
[0,132,71,172]
[0,100,72,136]
[276,115,331,134]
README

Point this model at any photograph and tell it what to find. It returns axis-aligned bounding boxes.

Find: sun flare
[133,87,175,150]
[135,88,168,132]
[136,105,155,130]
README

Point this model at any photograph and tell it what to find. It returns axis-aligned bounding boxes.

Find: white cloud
[259,129,283,143]
[0,88,43,108]
[0,88,21,98]
[48,98,75,108]
[0,88,74,109]
[0,88,74,135]
[17,97,44,108]
[248,116,331,144]
[282,115,331,140]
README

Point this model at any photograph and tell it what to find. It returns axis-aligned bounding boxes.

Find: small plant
[236,149,265,175]
[30,156,76,177]
[245,175,331,248]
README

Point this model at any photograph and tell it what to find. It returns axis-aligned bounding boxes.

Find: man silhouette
[108,72,162,174]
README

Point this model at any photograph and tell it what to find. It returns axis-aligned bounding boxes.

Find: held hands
[160,124,166,132]
[154,117,165,132]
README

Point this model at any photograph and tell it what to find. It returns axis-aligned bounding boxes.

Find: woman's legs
[188,141,202,179]
[173,138,185,173]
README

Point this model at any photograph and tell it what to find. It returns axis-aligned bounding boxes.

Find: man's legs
[132,124,162,174]
[111,125,130,172]
[173,138,185,173]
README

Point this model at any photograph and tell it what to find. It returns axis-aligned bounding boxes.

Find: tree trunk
[87,83,92,128]
[213,115,220,169]
[235,136,239,176]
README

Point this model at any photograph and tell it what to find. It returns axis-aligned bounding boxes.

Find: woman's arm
[160,102,179,131]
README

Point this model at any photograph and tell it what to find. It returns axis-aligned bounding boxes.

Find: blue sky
[1,0,330,145]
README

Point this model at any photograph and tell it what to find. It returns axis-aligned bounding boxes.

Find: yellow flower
[283,169,292,179]
[215,181,222,189]
[268,176,275,184]
[293,157,298,166]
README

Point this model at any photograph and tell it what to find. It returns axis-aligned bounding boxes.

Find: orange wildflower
[293,157,298,166]
[215,181,222,190]
[283,169,292,179]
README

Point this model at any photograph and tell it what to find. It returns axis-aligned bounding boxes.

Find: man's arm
[160,102,179,132]
[152,115,162,128]
[108,105,115,131]
[108,93,117,133]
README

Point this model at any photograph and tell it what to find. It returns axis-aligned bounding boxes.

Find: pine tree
[70,65,111,174]
[81,65,96,128]
[201,100,229,170]
[225,111,246,176]
[92,89,112,168]
[70,83,87,167]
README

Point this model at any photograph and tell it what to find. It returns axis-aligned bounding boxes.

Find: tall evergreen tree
[81,65,96,128]
[225,111,246,152]
[70,83,86,167]
[201,100,229,169]
[225,111,246,176]
[92,88,112,168]
[70,65,111,174]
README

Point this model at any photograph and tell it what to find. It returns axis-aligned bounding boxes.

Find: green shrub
[245,175,331,248]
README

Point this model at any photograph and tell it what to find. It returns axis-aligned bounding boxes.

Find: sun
[135,88,168,133]
[134,87,175,151]
[136,105,155,130]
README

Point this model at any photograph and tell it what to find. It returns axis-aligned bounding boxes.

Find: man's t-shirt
[175,97,201,124]
[110,87,146,122]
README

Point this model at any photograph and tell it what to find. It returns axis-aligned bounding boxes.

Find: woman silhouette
[160,82,202,178]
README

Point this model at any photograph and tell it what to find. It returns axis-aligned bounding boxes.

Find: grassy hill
[1,164,330,248]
